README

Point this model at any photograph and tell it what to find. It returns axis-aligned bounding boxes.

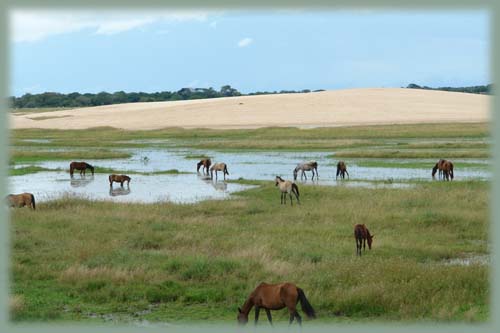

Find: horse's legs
[289,313,295,325]
[289,193,293,206]
[294,311,302,326]
[120,181,124,187]
[363,238,366,251]
[265,309,273,326]
[254,306,260,325]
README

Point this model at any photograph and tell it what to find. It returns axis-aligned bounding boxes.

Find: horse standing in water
[69,161,94,177]
[237,282,316,326]
[354,224,374,256]
[196,158,211,175]
[336,161,349,180]
[432,159,454,181]
[109,174,131,187]
[6,193,36,210]
[293,161,318,181]
[210,162,229,180]
[275,176,300,205]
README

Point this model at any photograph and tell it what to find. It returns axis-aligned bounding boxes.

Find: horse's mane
[276,176,285,181]
[85,162,93,168]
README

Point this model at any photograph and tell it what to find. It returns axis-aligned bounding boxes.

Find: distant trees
[9,85,316,108]
[406,83,492,95]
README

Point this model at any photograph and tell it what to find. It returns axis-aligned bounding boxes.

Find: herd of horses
[7,157,456,326]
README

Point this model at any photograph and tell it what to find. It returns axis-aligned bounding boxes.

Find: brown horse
[293,161,318,181]
[70,161,94,177]
[275,176,300,205]
[210,162,229,180]
[237,282,316,326]
[196,158,211,175]
[7,193,36,210]
[109,174,131,187]
[336,161,349,180]
[354,224,374,256]
[432,159,454,181]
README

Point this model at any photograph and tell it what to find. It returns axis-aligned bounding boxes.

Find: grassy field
[10,180,489,323]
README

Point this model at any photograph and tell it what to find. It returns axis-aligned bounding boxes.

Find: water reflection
[109,187,131,197]
[70,175,94,188]
[199,174,228,192]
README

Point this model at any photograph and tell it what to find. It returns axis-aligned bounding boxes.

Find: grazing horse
[354,224,374,256]
[69,161,94,177]
[336,161,349,180]
[109,174,131,187]
[6,193,35,210]
[275,176,300,205]
[196,158,211,175]
[210,162,229,180]
[293,161,318,181]
[237,282,316,326]
[432,159,454,181]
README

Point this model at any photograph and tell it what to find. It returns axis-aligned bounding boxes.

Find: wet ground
[9,148,491,204]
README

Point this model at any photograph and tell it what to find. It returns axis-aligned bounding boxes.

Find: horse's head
[431,164,438,178]
[237,307,248,325]
[275,176,283,186]
[293,168,298,180]
[368,234,374,249]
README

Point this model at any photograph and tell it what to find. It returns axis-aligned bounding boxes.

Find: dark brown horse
[109,174,131,187]
[7,193,35,210]
[70,161,94,177]
[237,282,316,326]
[336,161,349,180]
[354,224,374,256]
[196,158,211,175]
[432,159,454,181]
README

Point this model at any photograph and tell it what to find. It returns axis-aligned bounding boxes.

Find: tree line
[9,85,324,109]
[406,83,492,95]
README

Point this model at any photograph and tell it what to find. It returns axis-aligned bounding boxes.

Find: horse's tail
[292,183,300,198]
[224,164,229,175]
[30,194,36,210]
[450,163,454,180]
[297,288,316,319]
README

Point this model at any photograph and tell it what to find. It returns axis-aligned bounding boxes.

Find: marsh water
[9,148,491,204]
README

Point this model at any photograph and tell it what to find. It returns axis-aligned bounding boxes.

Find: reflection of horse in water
[109,187,131,197]
[70,175,94,188]
[200,174,228,191]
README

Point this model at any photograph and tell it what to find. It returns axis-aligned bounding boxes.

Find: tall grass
[10,181,489,323]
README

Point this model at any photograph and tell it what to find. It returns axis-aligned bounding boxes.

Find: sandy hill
[10,88,490,130]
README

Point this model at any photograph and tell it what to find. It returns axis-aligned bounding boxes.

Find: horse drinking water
[275,176,300,205]
[196,158,211,175]
[293,161,318,181]
[6,193,35,210]
[109,174,131,187]
[237,282,316,326]
[354,224,374,256]
[69,161,94,177]
[432,159,454,181]
[336,161,349,180]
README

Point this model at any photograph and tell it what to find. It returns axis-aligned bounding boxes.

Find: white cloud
[237,37,253,48]
[10,10,214,42]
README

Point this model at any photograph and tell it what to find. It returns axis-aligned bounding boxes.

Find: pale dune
[10,88,490,130]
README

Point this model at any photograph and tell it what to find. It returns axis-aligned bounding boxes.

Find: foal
[354,224,374,256]
[275,176,300,205]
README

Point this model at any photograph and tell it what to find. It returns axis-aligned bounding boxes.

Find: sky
[9,9,490,96]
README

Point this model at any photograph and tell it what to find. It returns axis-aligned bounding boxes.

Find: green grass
[354,160,490,170]
[10,181,489,323]
[9,166,62,176]
[9,150,131,164]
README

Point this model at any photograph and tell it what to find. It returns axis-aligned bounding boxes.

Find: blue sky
[10,9,490,96]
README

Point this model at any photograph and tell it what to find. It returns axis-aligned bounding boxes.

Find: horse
[6,193,36,210]
[196,158,211,175]
[69,161,94,177]
[293,161,318,181]
[237,282,316,326]
[432,159,454,181]
[275,176,300,205]
[336,161,349,180]
[210,162,229,180]
[354,224,374,256]
[109,174,131,187]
